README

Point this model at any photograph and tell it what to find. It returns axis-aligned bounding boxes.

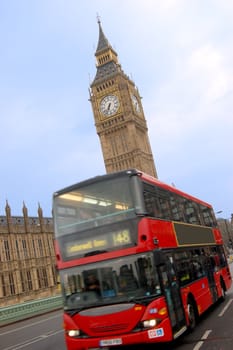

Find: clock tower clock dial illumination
[100,95,119,117]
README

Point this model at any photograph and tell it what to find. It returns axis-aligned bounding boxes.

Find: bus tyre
[187,299,197,332]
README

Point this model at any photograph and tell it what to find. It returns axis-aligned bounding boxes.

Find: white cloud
[186,45,231,103]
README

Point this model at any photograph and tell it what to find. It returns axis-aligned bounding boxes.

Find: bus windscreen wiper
[127,295,155,306]
[84,250,108,257]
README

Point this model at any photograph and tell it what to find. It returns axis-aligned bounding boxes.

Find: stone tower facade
[0,202,58,307]
[89,20,158,178]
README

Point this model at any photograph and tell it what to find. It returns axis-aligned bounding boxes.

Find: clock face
[131,94,141,113]
[100,95,119,117]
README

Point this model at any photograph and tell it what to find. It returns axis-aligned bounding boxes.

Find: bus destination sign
[65,229,132,257]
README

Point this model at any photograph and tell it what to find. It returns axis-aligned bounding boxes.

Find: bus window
[190,249,205,279]
[174,251,191,285]
[169,194,184,222]
[215,246,227,267]
[183,199,200,225]
[137,256,161,293]
[208,246,227,270]
[143,183,161,218]
[118,265,138,292]
[159,201,171,220]
[85,273,100,293]
[143,183,174,220]
[143,187,157,217]
[200,205,216,227]
[66,274,83,294]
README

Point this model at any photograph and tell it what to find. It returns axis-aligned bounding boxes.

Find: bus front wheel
[187,298,198,331]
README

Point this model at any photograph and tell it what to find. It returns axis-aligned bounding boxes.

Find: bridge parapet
[0,295,62,326]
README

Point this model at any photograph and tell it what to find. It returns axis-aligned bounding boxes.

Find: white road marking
[218,298,233,317]
[0,313,62,336]
[193,330,212,350]
[1,329,63,350]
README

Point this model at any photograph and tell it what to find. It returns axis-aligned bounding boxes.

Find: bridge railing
[0,295,63,326]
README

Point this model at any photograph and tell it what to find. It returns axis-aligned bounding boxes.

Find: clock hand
[107,102,111,110]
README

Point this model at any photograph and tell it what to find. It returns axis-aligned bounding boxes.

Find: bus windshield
[60,253,162,311]
[54,174,138,237]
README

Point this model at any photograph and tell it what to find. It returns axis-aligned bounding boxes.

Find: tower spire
[91,19,120,85]
[95,17,111,54]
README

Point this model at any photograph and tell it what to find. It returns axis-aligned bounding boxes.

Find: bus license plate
[100,338,122,346]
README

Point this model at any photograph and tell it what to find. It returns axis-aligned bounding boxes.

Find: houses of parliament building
[0,20,158,307]
[0,203,56,307]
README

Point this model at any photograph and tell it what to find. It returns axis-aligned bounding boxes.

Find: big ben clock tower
[89,19,158,178]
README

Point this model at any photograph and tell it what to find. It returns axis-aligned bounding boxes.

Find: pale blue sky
[0,0,232,219]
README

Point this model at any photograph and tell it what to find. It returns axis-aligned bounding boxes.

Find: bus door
[204,254,218,302]
[157,258,186,337]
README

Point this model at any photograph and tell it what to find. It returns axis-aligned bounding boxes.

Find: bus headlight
[143,319,160,328]
[67,329,80,337]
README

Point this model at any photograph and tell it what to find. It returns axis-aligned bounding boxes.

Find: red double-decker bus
[53,169,232,349]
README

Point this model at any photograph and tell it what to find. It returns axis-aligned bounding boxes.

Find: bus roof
[53,169,212,209]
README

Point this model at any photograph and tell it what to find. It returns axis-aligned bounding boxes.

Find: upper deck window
[142,182,216,227]
[54,174,139,237]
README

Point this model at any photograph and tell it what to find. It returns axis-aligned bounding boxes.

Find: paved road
[1,263,233,350]
[0,310,66,350]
